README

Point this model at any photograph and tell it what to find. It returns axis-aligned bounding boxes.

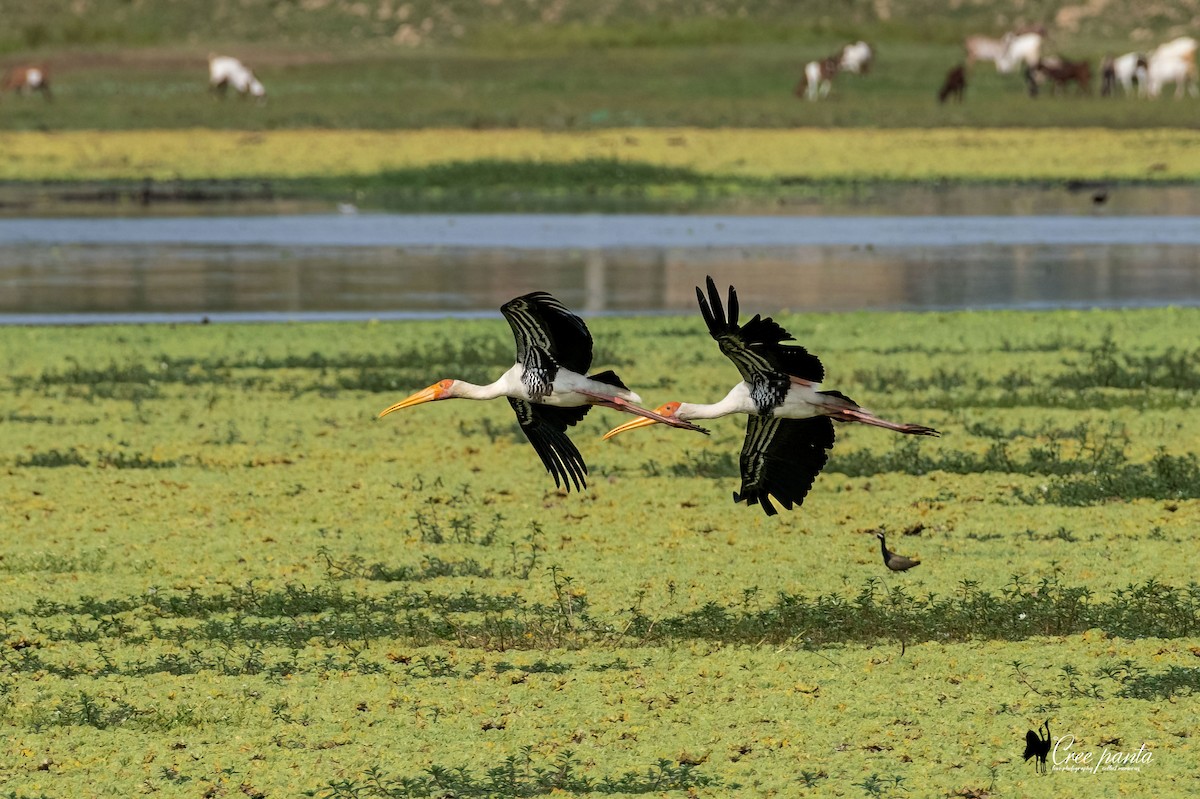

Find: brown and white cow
[795,57,839,101]
[2,64,51,100]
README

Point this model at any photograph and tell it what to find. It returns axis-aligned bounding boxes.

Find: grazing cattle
[938,64,967,103]
[1027,57,1091,96]
[795,57,838,101]
[1101,52,1149,97]
[838,41,874,74]
[2,64,51,100]
[208,55,266,100]
[1146,37,1198,99]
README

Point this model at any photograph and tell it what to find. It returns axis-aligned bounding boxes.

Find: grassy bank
[1,127,1198,213]
[1,308,1198,795]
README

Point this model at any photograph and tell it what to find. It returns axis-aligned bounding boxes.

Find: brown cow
[1027,57,1091,96]
[2,64,52,100]
[938,64,967,103]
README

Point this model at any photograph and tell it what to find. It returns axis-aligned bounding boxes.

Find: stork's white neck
[448,377,510,401]
[676,383,757,420]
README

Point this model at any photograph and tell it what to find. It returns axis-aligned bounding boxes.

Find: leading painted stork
[604,277,939,515]
[378,291,707,492]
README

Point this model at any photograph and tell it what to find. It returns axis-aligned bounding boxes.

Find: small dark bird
[876,532,920,571]
[1092,189,1109,205]
[1024,720,1052,774]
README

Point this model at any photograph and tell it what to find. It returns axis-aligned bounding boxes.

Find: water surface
[1,213,1197,323]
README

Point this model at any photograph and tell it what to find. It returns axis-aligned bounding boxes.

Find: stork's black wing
[696,277,825,398]
[501,292,594,401]
[733,416,835,516]
[507,399,590,492]
[1023,730,1042,761]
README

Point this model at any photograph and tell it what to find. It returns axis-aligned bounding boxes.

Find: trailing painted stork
[378,291,707,492]
[604,277,939,515]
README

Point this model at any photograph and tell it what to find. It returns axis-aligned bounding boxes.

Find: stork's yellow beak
[603,401,687,440]
[602,415,662,440]
[378,381,451,418]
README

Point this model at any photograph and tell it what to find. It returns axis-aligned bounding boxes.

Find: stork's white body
[449,364,642,407]
[673,381,830,421]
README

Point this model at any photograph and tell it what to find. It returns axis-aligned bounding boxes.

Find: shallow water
[1,212,1198,323]
[3,214,1200,248]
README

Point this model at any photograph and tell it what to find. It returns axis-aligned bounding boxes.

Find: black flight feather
[696,276,825,388]
[507,398,588,492]
[733,416,836,516]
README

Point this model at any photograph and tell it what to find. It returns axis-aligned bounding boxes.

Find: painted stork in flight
[604,277,939,515]
[378,291,707,492]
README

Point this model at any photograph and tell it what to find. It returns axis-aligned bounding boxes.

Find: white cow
[838,41,874,74]
[965,32,1042,74]
[1146,37,1198,99]
[208,55,266,99]
[995,33,1043,74]
[964,35,1009,66]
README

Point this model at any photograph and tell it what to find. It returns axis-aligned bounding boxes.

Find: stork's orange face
[378,379,455,418]
[602,402,681,440]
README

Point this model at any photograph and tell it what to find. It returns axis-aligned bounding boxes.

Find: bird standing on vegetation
[378,291,707,492]
[1024,720,1052,774]
[876,532,920,571]
[603,277,939,515]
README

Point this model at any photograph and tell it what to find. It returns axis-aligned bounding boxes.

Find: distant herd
[798,29,1198,104]
[2,32,1197,109]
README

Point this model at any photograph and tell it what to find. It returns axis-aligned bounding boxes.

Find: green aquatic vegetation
[15,448,90,467]
[1053,337,1200,391]
[1025,451,1200,505]
[7,573,1199,662]
[322,753,722,798]
[1112,666,1200,700]
[1,308,1199,797]
[322,551,495,582]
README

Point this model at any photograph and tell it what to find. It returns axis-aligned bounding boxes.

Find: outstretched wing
[507,398,590,492]
[501,292,594,401]
[696,276,825,396]
[733,416,835,516]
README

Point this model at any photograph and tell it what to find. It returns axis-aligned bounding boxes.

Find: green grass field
[3,42,1200,133]
[1,309,1198,796]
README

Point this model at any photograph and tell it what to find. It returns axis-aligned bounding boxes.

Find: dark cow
[1027,57,1091,96]
[938,64,967,103]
